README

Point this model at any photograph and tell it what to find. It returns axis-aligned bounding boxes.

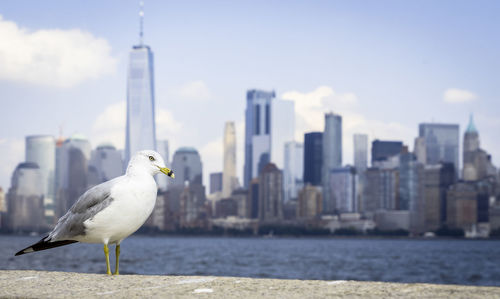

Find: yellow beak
[158,166,175,178]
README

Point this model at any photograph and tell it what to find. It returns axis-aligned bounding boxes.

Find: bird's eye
[149,156,155,161]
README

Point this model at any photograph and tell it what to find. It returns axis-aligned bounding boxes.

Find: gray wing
[48,178,118,241]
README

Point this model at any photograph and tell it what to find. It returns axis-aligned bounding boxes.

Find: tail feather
[15,236,78,256]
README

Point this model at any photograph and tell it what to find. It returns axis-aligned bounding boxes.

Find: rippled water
[1,235,499,286]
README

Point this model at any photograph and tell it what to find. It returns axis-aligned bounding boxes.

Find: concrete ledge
[1,270,499,298]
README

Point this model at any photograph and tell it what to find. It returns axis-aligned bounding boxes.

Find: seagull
[15,150,174,275]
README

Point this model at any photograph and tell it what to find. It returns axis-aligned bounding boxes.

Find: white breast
[80,174,158,244]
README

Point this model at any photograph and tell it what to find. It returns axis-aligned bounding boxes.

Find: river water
[1,235,499,286]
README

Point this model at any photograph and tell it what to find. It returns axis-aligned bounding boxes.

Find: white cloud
[174,80,212,101]
[281,86,359,141]
[282,86,414,165]
[91,101,181,150]
[0,15,117,88]
[156,108,182,139]
[91,102,126,148]
[443,88,478,103]
[0,139,24,190]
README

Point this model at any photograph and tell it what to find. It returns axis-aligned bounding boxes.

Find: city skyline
[1,1,499,189]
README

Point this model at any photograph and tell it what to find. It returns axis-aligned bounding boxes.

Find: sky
[0,0,499,190]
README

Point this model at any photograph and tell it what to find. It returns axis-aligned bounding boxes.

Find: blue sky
[0,0,499,189]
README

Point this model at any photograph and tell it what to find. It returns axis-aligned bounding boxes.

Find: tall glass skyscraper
[283,141,304,202]
[322,112,342,214]
[25,135,55,223]
[371,140,403,163]
[270,99,295,170]
[243,89,275,188]
[418,123,459,176]
[223,121,237,198]
[303,132,323,186]
[353,134,368,172]
[124,10,156,167]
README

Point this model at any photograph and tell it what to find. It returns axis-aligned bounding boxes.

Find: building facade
[303,132,323,186]
[322,113,342,214]
[223,121,237,197]
[210,172,223,194]
[7,162,45,232]
[371,140,403,164]
[25,135,56,223]
[418,123,459,176]
[399,152,425,234]
[446,182,477,230]
[330,166,357,213]
[353,134,368,173]
[362,168,399,212]
[170,147,203,187]
[88,143,122,186]
[422,164,456,232]
[283,141,304,202]
[414,137,426,165]
[55,135,92,218]
[258,163,283,221]
[297,184,322,219]
[243,89,275,187]
[270,99,295,169]
[124,43,157,167]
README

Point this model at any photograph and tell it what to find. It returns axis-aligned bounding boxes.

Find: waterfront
[1,235,499,286]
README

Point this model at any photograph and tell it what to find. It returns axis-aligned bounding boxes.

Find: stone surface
[1,270,499,298]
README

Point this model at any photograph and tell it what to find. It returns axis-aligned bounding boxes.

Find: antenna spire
[139,1,144,45]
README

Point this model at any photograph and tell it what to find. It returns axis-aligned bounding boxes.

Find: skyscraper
[0,187,5,213]
[330,166,357,213]
[55,134,92,218]
[371,140,403,164]
[283,141,304,202]
[271,99,295,169]
[59,136,91,218]
[399,152,424,217]
[88,143,122,186]
[399,153,426,235]
[297,184,322,219]
[463,115,479,179]
[418,123,459,175]
[422,163,455,232]
[303,132,323,186]
[124,5,156,166]
[25,135,55,223]
[7,162,45,232]
[322,112,342,214]
[210,172,223,194]
[461,114,494,182]
[414,137,426,165]
[223,121,237,197]
[362,167,398,212]
[353,134,368,173]
[258,163,283,221]
[170,147,203,187]
[243,89,275,188]
[446,182,477,230]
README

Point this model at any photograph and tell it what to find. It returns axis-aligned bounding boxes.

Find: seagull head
[128,150,175,178]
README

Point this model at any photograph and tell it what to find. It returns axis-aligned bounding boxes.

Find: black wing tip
[15,236,77,257]
[15,249,28,256]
